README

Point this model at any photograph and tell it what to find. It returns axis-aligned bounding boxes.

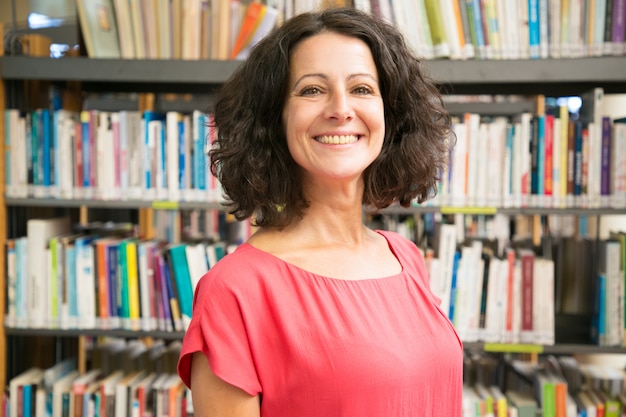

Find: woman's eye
[353,86,373,95]
[299,86,322,96]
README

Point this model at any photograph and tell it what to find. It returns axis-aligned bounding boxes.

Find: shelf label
[483,343,544,353]
[440,206,498,215]
[152,201,179,210]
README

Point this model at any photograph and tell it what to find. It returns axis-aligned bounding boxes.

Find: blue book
[42,108,51,189]
[167,244,194,322]
[23,383,32,417]
[80,111,92,191]
[573,121,584,197]
[537,115,545,199]
[178,118,186,193]
[52,110,61,193]
[192,111,207,193]
[527,0,540,58]
[31,110,42,189]
[107,241,120,328]
[448,250,462,321]
[66,243,78,327]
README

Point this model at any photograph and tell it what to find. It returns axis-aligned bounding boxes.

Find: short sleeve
[177,269,262,396]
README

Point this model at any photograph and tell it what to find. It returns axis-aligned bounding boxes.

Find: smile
[315,135,360,144]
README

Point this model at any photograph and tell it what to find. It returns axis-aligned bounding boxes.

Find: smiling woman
[283,32,385,188]
[177,7,461,417]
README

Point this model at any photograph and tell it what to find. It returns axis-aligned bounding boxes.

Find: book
[112,0,136,58]
[166,244,194,328]
[27,217,72,328]
[76,0,121,58]
[9,368,43,417]
[505,390,537,417]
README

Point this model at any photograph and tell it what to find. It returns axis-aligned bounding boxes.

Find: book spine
[611,0,625,54]
[601,117,612,205]
[528,0,541,58]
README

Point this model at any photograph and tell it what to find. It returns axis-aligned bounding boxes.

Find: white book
[5,109,20,197]
[518,0,530,58]
[475,123,489,207]
[517,113,532,207]
[76,235,97,329]
[57,110,78,200]
[611,123,626,208]
[186,242,210,292]
[181,114,193,201]
[27,217,72,328]
[465,113,481,206]
[137,241,156,331]
[534,258,555,345]
[548,0,561,57]
[483,257,504,342]
[121,111,143,200]
[487,118,507,207]
[115,371,146,417]
[166,111,182,202]
[440,0,463,59]
[450,122,468,207]
[434,223,458,318]
[98,112,116,200]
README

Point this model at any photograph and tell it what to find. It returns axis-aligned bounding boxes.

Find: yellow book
[126,239,141,330]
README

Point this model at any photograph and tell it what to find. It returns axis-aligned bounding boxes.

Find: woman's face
[282,32,385,185]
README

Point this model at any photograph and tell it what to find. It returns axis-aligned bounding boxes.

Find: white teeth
[316,135,359,144]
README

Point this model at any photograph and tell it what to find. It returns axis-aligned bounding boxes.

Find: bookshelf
[2,53,626,410]
[2,56,626,94]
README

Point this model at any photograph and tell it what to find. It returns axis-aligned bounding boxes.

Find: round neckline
[238,230,405,282]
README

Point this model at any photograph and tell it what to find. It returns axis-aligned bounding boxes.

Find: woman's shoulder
[196,242,289,293]
[375,229,421,253]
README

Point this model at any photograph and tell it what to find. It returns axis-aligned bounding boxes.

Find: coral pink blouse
[178,230,463,416]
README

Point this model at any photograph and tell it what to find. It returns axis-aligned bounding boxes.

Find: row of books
[4,105,626,209]
[3,108,222,203]
[465,354,626,417]
[427,97,626,210]
[5,340,187,417]
[76,0,279,60]
[365,0,626,61]
[75,0,626,62]
[427,223,626,347]
[3,216,234,332]
[7,350,626,417]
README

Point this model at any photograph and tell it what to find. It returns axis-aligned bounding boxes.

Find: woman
[178,7,462,416]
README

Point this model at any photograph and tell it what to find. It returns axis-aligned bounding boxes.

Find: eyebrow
[291,73,379,92]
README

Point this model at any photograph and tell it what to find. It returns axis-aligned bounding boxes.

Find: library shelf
[2,56,626,95]
[4,326,185,340]
[4,197,226,211]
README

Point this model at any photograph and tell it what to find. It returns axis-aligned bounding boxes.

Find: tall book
[27,217,72,328]
[76,0,121,58]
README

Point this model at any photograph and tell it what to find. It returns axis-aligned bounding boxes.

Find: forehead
[289,32,376,72]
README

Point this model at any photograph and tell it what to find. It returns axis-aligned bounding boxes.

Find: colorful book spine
[527,0,541,58]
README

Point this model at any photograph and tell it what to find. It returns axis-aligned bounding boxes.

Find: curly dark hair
[210,7,451,229]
